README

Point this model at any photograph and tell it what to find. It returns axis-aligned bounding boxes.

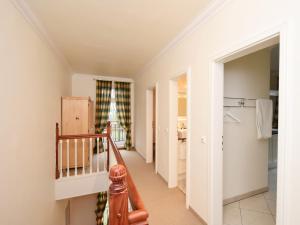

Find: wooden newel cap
[109,164,127,183]
[109,165,128,194]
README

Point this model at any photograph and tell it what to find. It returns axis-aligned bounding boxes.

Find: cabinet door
[62,140,90,169]
[62,98,90,169]
[88,100,94,134]
[62,99,89,135]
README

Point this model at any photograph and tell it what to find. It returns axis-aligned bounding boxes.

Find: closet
[61,96,94,169]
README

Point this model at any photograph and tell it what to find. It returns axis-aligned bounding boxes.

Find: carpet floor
[120,150,204,225]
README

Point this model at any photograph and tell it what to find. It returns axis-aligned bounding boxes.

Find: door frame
[169,67,192,209]
[146,88,154,163]
[209,24,288,225]
[146,83,159,173]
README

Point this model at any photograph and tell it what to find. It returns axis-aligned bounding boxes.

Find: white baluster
[74,139,77,176]
[96,138,99,172]
[89,138,92,174]
[82,139,85,175]
[67,139,70,177]
[59,140,63,178]
[103,138,106,171]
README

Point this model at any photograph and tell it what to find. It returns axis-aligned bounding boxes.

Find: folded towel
[256,99,273,139]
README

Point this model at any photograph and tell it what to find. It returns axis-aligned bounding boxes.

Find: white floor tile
[223,168,278,224]
[266,199,276,216]
[239,195,271,214]
[241,209,275,225]
[223,206,242,225]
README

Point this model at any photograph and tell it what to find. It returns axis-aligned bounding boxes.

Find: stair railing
[107,122,149,225]
[55,122,149,224]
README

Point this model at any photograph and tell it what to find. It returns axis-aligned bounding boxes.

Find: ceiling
[25,0,211,76]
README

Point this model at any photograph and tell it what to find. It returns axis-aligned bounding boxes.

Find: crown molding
[136,0,231,77]
[9,0,73,73]
[73,73,135,83]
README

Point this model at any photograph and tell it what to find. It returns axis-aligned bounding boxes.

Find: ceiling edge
[135,0,231,77]
[73,73,135,83]
[9,0,73,73]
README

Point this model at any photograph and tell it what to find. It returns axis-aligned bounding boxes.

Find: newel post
[106,121,111,171]
[109,165,129,225]
[55,123,60,179]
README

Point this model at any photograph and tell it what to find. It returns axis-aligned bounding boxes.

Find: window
[108,88,126,147]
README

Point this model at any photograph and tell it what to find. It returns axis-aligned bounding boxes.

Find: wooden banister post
[107,121,111,136]
[55,123,59,179]
[106,122,111,171]
[109,165,129,225]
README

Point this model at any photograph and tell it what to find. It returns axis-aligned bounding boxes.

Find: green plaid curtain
[95,80,112,134]
[115,82,132,149]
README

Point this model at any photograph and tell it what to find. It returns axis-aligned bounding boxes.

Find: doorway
[209,28,288,225]
[222,45,279,225]
[169,74,188,191]
[146,83,158,172]
[169,68,192,208]
[169,71,191,208]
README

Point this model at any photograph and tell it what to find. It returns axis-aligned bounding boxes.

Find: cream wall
[134,0,300,223]
[72,74,98,103]
[223,49,270,200]
[70,194,97,225]
[0,1,71,225]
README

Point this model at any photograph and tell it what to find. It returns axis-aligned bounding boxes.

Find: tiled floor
[223,169,277,225]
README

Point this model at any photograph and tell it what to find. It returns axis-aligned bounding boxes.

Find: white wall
[134,0,300,223]
[0,1,71,225]
[223,49,270,200]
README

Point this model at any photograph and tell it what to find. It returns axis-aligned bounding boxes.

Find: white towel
[256,99,273,139]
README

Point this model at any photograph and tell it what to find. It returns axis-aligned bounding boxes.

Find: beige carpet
[120,150,204,225]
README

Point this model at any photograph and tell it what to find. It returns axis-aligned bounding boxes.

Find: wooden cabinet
[61,97,94,169]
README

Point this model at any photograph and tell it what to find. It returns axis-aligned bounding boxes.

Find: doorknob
[75,116,80,120]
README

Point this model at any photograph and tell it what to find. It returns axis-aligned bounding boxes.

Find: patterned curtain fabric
[114,82,132,149]
[95,80,112,134]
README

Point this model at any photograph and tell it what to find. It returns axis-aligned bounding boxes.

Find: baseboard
[223,187,269,205]
[135,149,147,160]
[157,172,169,185]
[189,207,208,225]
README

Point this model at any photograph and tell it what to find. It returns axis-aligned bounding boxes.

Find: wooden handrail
[58,133,108,140]
[107,133,149,225]
[55,121,148,224]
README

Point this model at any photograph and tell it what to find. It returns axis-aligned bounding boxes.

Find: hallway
[121,151,204,225]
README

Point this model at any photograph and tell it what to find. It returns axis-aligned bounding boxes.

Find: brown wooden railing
[108,135,149,225]
[55,122,148,224]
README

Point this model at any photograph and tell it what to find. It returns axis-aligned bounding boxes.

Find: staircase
[54,122,149,225]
